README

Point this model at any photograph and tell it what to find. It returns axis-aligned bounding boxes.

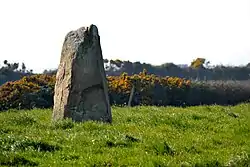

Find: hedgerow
[0,75,55,111]
[0,70,249,111]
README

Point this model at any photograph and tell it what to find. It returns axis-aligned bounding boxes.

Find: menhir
[52,24,112,123]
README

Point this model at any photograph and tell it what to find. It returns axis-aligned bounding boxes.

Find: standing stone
[52,24,112,123]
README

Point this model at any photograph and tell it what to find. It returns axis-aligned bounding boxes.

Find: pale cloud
[0,0,250,73]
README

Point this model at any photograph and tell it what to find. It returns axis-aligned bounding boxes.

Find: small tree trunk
[128,84,135,107]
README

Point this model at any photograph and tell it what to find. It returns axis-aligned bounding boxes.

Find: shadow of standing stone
[52,24,112,123]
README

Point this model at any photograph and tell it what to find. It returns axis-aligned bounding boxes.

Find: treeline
[0,60,33,86]
[41,58,250,80]
[102,58,250,80]
[1,58,250,86]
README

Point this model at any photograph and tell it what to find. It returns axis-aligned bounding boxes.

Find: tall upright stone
[52,24,112,123]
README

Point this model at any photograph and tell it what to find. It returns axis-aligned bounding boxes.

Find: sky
[0,0,250,73]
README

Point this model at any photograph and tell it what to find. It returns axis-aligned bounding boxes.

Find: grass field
[0,104,250,166]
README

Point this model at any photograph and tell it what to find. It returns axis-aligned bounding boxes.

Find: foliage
[1,71,250,111]
[2,59,250,87]
[190,57,206,69]
[0,60,33,86]
[0,104,249,166]
[0,72,191,111]
[108,70,191,106]
[99,58,250,80]
[187,80,250,106]
[0,74,55,111]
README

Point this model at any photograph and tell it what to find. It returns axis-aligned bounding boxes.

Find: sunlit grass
[0,103,250,166]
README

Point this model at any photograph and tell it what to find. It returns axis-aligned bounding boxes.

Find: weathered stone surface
[52,24,112,123]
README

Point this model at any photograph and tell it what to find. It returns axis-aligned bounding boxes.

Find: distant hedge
[0,71,250,111]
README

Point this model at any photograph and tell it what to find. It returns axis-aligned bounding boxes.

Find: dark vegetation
[44,58,250,80]
[0,70,250,111]
[1,58,250,87]
[102,58,250,81]
[0,60,33,86]
[1,58,250,111]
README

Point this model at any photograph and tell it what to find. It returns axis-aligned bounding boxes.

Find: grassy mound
[0,104,250,166]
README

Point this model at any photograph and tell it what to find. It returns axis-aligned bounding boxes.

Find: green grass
[0,104,250,167]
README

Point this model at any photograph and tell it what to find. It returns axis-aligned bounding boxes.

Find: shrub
[0,74,55,111]
[0,71,250,111]
[107,71,191,106]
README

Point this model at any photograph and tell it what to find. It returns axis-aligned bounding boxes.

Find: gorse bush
[0,71,250,111]
[108,70,191,106]
[0,75,55,111]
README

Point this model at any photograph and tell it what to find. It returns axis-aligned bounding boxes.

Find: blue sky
[0,0,250,73]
